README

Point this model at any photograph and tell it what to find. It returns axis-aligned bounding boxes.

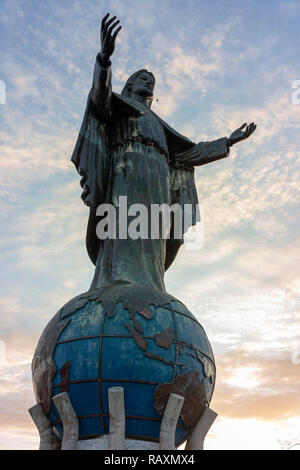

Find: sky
[0,0,299,450]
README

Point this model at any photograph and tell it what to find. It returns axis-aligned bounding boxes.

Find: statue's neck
[131,92,152,108]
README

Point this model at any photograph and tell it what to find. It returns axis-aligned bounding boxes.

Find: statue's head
[121,69,155,104]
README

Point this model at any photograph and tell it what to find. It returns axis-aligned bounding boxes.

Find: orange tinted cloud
[212,347,300,420]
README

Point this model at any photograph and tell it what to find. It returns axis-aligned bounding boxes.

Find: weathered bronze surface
[124,322,148,351]
[59,281,172,321]
[154,326,174,349]
[31,311,70,414]
[59,360,71,393]
[72,14,256,293]
[31,12,257,445]
[154,371,207,430]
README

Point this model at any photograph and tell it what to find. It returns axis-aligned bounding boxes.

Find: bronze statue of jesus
[72,13,256,292]
[30,15,258,447]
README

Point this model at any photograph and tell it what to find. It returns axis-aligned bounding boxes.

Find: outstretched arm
[90,13,122,122]
[175,122,257,167]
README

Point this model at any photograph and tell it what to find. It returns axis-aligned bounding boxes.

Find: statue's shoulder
[112,92,143,117]
[111,92,194,150]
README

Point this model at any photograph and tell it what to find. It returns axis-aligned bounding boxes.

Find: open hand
[228,122,257,147]
[100,13,122,66]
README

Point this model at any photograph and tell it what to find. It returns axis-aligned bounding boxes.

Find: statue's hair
[121,69,155,98]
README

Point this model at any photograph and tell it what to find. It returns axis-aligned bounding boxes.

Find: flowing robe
[72,54,229,291]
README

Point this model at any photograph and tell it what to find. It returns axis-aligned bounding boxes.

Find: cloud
[205,416,300,450]
[11,75,40,100]
[0,430,38,451]
[0,357,36,439]
[212,347,300,421]
[209,93,300,149]
[279,1,300,16]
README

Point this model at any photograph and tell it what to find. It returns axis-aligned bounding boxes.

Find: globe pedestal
[29,388,217,450]
[29,282,217,449]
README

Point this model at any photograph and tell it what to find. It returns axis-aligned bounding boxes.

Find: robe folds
[71,54,229,290]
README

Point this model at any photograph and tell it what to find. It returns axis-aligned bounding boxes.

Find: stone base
[77,436,159,450]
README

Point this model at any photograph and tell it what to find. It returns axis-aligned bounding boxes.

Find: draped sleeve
[165,164,200,271]
[164,137,229,270]
[71,54,113,265]
[174,137,229,167]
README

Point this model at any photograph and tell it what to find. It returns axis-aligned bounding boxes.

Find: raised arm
[90,13,122,122]
[175,123,257,167]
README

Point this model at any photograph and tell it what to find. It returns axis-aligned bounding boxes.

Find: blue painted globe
[32,283,215,447]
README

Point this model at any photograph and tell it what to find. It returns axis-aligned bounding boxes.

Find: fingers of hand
[244,124,252,139]
[112,25,122,40]
[107,19,120,38]
[244,122,256,139]
[239,122,247,130]
[241,126,248,139]
[103,15,116,36]
[101,13,110,30]
[101,13,121,49]
[248,122,254,137]
[101,13,110,39]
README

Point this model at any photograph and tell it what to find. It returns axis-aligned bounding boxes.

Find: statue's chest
[134,112,165,143]
[110,111,168,155]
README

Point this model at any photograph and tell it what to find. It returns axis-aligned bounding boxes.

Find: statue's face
[131,72,155,97]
